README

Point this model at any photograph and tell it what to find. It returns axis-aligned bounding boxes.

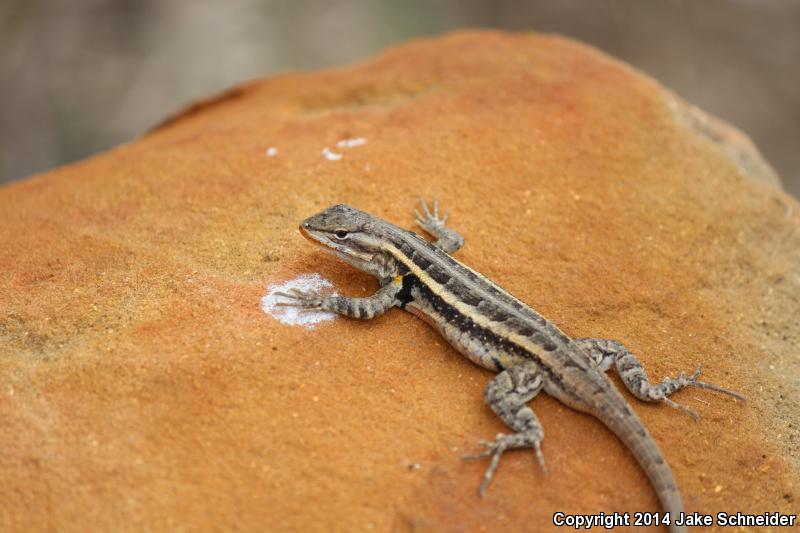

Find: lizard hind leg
[463,361,546,496]
[574,338,745,422]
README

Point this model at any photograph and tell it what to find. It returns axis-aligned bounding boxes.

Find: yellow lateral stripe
[382,242,553,362]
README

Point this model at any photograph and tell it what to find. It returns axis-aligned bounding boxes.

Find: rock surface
[1,31,798,532]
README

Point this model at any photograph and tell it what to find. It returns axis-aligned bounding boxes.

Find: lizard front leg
[415,198,465,253]
[574,338,745,421]
[275,278,401,319]
[463,361,546,495]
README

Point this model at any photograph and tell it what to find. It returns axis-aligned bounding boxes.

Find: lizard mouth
[298,223,317,243]
[298,223,343,253]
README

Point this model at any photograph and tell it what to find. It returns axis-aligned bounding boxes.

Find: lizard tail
[595,398,687,533]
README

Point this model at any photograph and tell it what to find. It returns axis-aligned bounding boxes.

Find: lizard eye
[333,229,349,239]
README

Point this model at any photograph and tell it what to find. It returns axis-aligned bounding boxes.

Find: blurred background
[1,0,798,195]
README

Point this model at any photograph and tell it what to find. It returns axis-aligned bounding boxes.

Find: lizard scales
[278,200,744,533]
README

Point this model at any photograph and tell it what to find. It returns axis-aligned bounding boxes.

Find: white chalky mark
[336,137,367,148]
[265,147,278,157]
[261,273,337,329]
[321,147,343,161]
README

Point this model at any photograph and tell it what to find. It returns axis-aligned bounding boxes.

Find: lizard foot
[462,432,546,496]
[657,364,746,421]
[412,196,464,253]
[681,364,746,401]
[274,288,326,311]
[415,197,449,235]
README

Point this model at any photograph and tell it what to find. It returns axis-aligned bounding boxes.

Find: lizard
[276,199,744,532]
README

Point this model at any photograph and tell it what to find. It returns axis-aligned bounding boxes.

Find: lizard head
[298,204,391,276]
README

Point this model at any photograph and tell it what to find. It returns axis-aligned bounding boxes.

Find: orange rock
[1,30,797,532]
